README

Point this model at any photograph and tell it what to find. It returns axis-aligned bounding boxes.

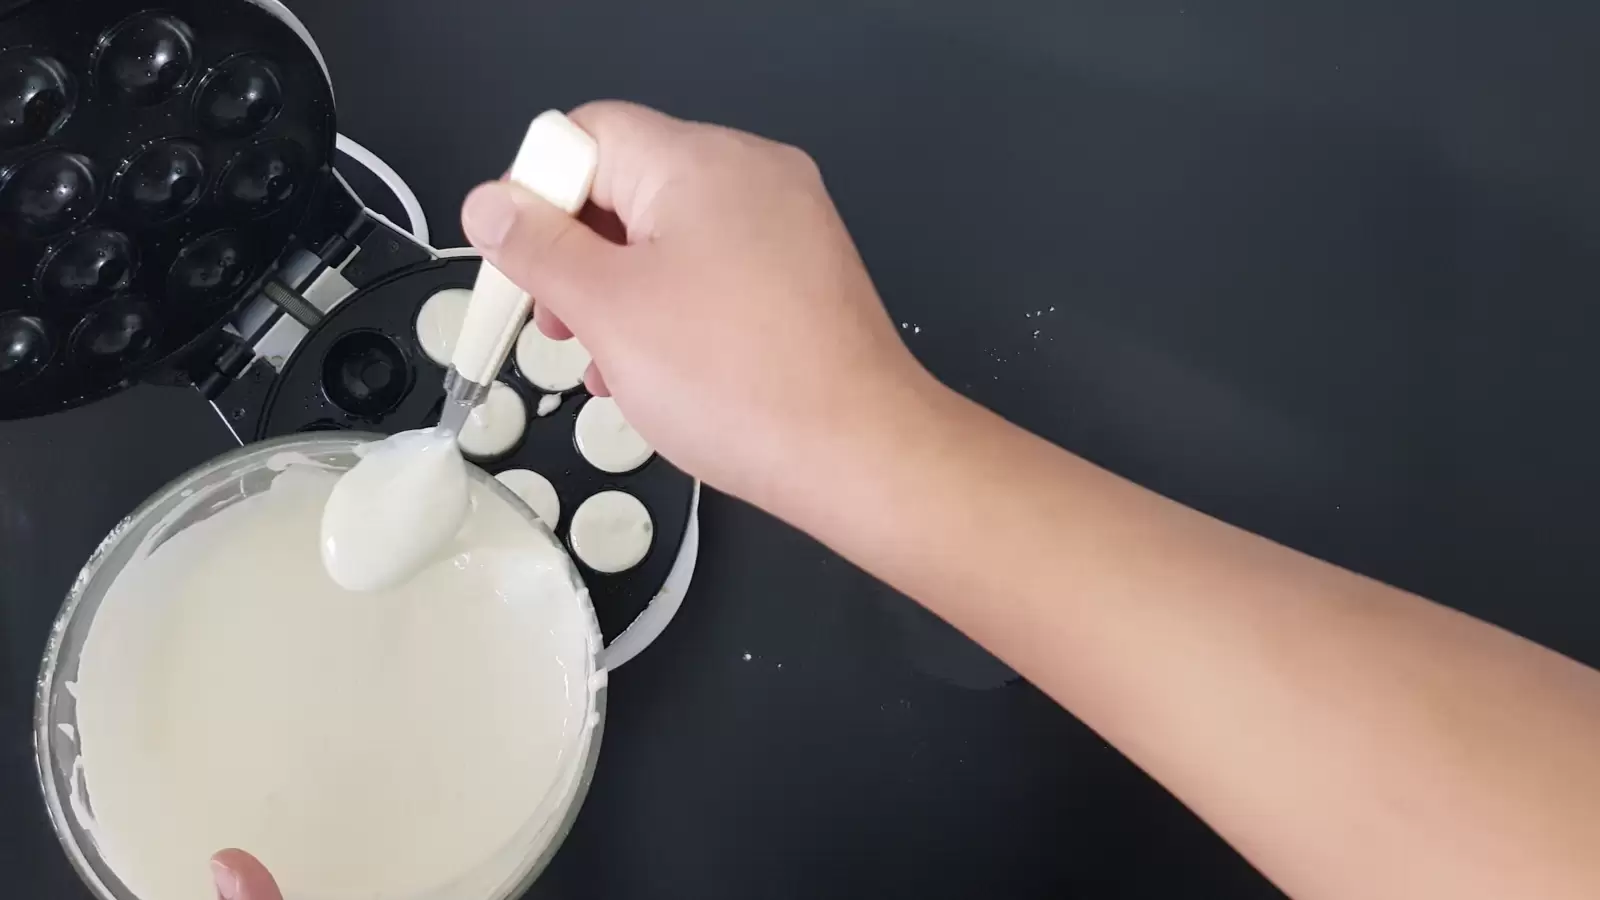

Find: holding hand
[461,101,932,511]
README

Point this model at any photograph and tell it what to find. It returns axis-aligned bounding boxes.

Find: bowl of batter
[34,434,607,900]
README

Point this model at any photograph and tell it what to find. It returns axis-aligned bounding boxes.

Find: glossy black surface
[117,138,206,222]
[217,139,302,217]
[0,149,98,237]
[319,329,410,418]
[165,228,252,304]
[5,1,1600,898]
[0,310,48,381]
[0,49,73,149]
[70,296,155,367]
[0,0,336,419]
[95,12,196,106]
[195,55,284,138]
[37,227,135,306]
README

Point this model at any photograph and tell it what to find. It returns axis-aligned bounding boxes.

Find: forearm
[775,376,1600,900]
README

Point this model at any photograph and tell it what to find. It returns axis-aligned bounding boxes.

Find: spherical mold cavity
[37,229,136,307]
[167,230,254,305]
[195,55,283,137]
[96,13,197,106]
[320,330,411,418]
[118,140,205,222]
[0,50,75,150]
[299,419,346,433]
[0,151,99,238]
[0,312,52,383]
[71,299,157,367]
[218,140,304,218]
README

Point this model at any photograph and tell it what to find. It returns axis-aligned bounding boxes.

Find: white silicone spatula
[438,110,599,436]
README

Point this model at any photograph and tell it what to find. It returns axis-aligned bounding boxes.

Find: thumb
[211,849,283,900]
[461,180,622,333]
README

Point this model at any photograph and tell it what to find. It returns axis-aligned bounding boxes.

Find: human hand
[460,101,936,510]
[210,849,280,900]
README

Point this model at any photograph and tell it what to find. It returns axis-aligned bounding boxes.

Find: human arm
[461,101,1600,900]
[781,370,1600,900]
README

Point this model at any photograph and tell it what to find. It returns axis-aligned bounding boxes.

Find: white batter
[414,288,472,366]
[569,490,654,574]
[457,381,527,459]
[72,461,600,900]
[514,321,590,392]
[496,469,561,530]
[321,429,470,592]
[536,393,562,417]
[574,397,654,474]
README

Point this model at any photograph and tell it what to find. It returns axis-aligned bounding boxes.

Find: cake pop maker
[0,0,701,665]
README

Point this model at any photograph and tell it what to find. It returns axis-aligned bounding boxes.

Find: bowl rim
[33,431,608,900]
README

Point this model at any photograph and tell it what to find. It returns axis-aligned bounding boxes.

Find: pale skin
[212,101,1600,900]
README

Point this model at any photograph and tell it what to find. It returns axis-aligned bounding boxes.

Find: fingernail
[462,183,519,251]
[211,860,239,900]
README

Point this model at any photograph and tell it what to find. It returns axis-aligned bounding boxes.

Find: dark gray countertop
[5,1,1599,897]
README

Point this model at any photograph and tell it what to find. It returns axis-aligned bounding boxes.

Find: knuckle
[777,144,822,181]
[775,142,818,172]
[680,128,743,166]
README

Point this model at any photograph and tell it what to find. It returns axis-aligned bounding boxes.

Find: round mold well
[320,330,412,418]
[218,139,304,218]
[70,298,158,369]
[0,150,99,238]
[0,49,75,150]
[117,139,206,222]
[96,12,197,106]
[195,55,284,138]
[167,230,255,306]
[0,312,52,384]
[36,229,136,308]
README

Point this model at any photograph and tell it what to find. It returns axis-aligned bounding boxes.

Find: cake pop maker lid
[0,0,336,419]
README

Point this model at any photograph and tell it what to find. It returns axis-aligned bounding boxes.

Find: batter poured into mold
[569,490,654,574]
[415,287,471,366]
[515,321,590,392]
[497,468,561,529]
[458,381,527,459]
[71,459,599,900]
[575,396,654,474]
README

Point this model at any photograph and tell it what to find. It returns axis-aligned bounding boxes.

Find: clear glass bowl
[33,433,606,900]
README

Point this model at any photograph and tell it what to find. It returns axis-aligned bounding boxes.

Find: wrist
[758,364,961,536]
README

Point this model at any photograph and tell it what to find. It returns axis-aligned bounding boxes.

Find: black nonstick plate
[0,0,335,418]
